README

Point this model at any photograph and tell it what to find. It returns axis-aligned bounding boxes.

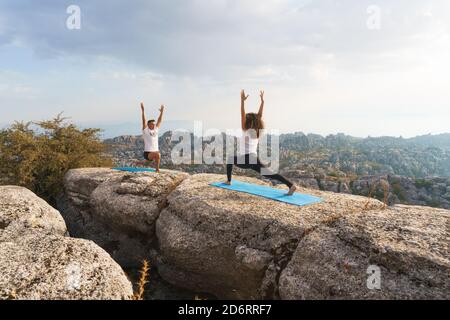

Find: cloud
[1,0,447,79]
[0,0,449,137]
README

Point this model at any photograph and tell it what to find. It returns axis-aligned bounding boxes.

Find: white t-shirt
[143,127,159,152]
[239,130,259,155]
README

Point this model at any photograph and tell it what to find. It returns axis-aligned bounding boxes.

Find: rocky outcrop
[0,186,133,300]
[281,170,320,190]
[386,176,450,209]
[59,168,189,267]
[277,170,450,209]
[0,186,67,237]
[59,168,450,300]
[336,175,450,209]
[279,205,449,299]
[155,174,383,299]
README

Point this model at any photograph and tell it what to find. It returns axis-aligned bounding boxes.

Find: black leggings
[226,154,293,188]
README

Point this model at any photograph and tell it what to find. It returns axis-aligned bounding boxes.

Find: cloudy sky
[0,0,449,137]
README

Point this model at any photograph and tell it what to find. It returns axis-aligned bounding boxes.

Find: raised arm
[141,102,146,130]
[240,89,249,130]
[258,90,265,119]
[156,105,165,128]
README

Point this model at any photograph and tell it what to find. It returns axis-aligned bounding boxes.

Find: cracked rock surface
[59,168,189,267]
[155,173,385,299]
[0,186,133,300]
[279,205,449,299]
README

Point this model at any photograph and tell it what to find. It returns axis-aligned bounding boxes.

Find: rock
[0,186,67,237]
[155,173,384,299]
[0,186,133,300]
[59,168,189,267]
[57,168,450,300]
[279,205,449,299]
[0,232,133,300]
[63,168,125,206]
[293,178,320,190]
[320,180,339,193]
[235,245,273,272]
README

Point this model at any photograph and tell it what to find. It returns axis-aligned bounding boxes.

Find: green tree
[0,114,113,205]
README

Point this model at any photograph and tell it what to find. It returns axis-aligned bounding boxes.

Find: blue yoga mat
[112,167,156,173]
[211,180,322,207]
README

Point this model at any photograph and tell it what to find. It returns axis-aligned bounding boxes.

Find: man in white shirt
[141,102,164,172]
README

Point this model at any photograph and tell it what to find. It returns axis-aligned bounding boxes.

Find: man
[141,102,164,172]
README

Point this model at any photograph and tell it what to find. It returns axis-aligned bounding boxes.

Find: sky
[0,0,449,138]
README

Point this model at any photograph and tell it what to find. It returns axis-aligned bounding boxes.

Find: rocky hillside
[280,171,450,209]
[57,168,449,300]
[104,132,450,209]
[0,186,133,300]
[105,132,450,178]
[279,132,450,177]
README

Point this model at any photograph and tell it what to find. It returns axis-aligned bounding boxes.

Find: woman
[225,90,297,196]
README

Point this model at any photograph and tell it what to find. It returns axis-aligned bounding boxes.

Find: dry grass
[7,290,17,300]
[380,179,390,208]
[363,179,389,210]
[132,260,150,301]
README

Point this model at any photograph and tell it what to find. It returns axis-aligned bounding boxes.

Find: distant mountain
[407,133,450,149]
[278,132,450,151]
[81,120,198,139]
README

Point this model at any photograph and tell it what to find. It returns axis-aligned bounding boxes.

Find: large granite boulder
[59,168,189,266]
[155,174,384,299]
[0,232,134,300]
[279,205,449,299]
[0,186,67,236]
[0,186,133,300]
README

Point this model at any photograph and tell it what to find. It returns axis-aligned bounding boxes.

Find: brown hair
[244,113,265,138]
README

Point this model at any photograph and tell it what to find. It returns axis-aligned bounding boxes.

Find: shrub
[391,180,407,202]
[0,114,113,205]
[426,197,442,208]
[414,179,433,190]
